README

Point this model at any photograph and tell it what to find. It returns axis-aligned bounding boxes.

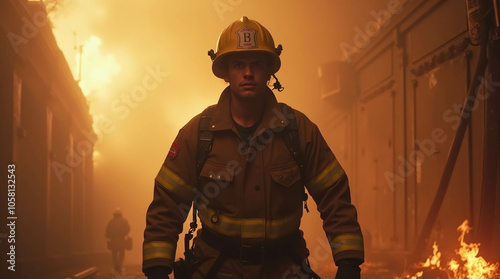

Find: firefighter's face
[223,52,271,99]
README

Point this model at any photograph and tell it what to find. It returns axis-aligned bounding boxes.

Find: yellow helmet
[208,16,282,79]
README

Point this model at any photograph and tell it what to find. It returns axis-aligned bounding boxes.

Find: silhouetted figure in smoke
[106,208,130,276]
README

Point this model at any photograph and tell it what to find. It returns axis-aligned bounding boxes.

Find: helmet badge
[236,26,258,49]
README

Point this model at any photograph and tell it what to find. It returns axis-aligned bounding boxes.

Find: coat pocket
[270,161,301,187]
[198,160,236,202]
[200,160,235,183]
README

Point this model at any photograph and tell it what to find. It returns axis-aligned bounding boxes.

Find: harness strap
[182,106,215,261]
[197,105,216,175]
[193,105,216,232]
[279,103,309,212]
[195,106,217,279]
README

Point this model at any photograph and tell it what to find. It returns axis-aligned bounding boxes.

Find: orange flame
[422,241,441,269]
[448,220,499,279]
[395,220,500,279]
[395,242,441,278]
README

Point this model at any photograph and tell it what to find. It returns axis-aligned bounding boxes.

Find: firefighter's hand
[144,266,171,279]
[335,259,361,279]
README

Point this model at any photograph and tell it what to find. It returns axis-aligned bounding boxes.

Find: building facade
[318,0,500,265]
[1,0,100,276]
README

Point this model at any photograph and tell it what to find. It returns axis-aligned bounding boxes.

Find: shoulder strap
[279,103,310,213]
[196,105,216,176]
[280,103,304,176]
[186,105,216,253]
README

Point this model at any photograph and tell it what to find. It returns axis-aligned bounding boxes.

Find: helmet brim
[212,50,281,79]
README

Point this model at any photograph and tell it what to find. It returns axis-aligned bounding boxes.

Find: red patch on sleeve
[168,142,179,159]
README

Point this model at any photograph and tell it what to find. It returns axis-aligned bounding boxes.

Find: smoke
[49,0,393,270]
[41,0,66,15]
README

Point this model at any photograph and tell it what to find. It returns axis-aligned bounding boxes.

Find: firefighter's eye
[253,61,266,68]
[231,62,244,69]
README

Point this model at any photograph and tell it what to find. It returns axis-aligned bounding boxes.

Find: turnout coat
[143,87,364,278]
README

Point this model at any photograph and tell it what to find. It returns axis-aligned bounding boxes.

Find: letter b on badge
[237,26,257,49]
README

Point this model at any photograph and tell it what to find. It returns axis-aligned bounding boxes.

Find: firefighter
[143,16,364,278]
[106,208,131,276]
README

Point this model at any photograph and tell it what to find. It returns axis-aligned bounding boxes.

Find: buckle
[239,245,265,264]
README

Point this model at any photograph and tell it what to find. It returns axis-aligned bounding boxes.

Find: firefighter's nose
[243,65,254,78]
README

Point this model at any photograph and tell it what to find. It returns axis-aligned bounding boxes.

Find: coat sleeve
[142,116,200,272]
[296,110,364,264]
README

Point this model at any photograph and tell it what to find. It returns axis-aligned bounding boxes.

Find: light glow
[77,36,121,97]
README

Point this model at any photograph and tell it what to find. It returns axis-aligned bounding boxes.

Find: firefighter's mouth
[241,83,256,87]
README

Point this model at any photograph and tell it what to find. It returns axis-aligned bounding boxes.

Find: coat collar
[209,86,289,132]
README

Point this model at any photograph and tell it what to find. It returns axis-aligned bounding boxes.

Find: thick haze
[50,0,394,267]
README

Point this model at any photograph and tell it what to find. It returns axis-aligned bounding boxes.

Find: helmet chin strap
[272,74,284,92]
[272,44,284,91]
